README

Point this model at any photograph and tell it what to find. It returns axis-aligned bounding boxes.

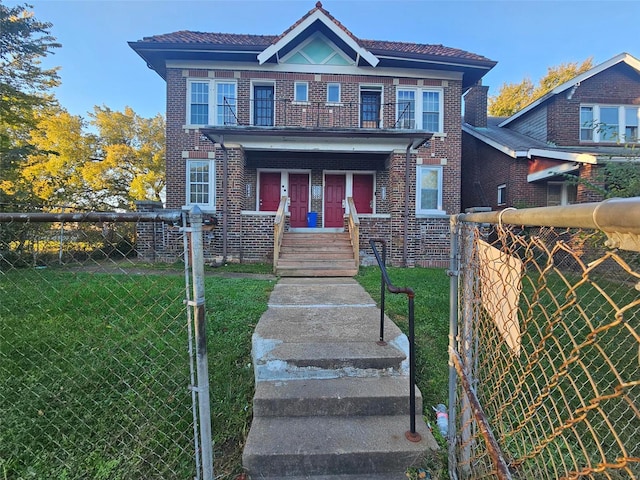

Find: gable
[281,33,354,66]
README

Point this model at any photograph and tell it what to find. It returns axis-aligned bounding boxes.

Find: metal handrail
[213,97,419,130]
[369,238,421,442]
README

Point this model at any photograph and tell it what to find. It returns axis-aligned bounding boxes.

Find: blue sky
[8,0,640,120]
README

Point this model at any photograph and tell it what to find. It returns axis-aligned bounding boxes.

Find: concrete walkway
[243,277,437,479]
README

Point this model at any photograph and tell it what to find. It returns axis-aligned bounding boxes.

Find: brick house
[130,2,496,268]
[462,53,640,212]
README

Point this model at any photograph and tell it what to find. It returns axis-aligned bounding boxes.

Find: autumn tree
[20,106,165,210]
[488,58,593,117]
[19,106,95,208]
[0,2,60,206]
[86,106,165,210]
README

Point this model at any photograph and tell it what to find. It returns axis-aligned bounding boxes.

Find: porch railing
[369,238,420,443]
[347,197,359,269]
[216,98,420,130]
[272,196,287,273]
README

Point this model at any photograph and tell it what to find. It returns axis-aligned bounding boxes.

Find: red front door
[289,173,309,227]
[353,174,374,214]
[259,172,281,211]
[324,174,345,228]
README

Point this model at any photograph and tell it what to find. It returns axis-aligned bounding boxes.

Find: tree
[488,58,593,117]
[0,2,61,206]
[19,106,95,208]
[85,106,165,210]
[19,105,166,210]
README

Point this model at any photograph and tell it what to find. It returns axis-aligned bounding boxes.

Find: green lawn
[1,263,450,479]
[0,265,275,480]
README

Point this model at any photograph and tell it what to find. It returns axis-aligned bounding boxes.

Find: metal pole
[405,292,421,443]
[189,206,214,480]
[378,241,386,345]
[459,222,474,479]
[448,214,460,479]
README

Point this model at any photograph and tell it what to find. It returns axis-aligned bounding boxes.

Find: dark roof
[464,117,636,160]
[130,2,495,85]
[134,31,494,64]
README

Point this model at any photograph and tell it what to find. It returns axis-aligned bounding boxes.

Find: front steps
[243,278,438,479]
[276,232,357,277]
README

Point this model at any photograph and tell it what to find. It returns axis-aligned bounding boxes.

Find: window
[599,107,619,141]
[625,107,639,142]
[189,81,209,125]
[187,160,215,208]
[294,82,308,102]
[580,106,593,141]
[327,83,341,103]
[497,184,506,206]
[397,88,443,131]
[416,166,443,214]
[580,104,640,143]
[187,80,237,126]
[547,181,577,207]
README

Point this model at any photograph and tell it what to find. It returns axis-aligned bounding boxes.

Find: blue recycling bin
[306,212,318,228]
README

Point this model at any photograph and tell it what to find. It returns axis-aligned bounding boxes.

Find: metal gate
[0,208,214,479]
[448,199,640,479]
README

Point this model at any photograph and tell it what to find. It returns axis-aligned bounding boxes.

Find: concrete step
[280,250,354,258]
[242,415,437,477]
[276,268,358,277]
[253,377,423,417]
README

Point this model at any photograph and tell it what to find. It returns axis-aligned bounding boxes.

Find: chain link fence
[0,209,214,479]
[448,199,640,479]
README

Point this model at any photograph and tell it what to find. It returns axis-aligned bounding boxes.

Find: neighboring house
[130,2,496,267]
[462,53,640,212]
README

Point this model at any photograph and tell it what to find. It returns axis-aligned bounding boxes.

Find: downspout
[403,142,411,267]
[219,137,228,263]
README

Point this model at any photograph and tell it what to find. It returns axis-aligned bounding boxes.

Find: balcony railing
[215,97,422,130]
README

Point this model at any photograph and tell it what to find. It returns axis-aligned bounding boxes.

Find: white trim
[527,162,580,183]
[500,53,640,127]
[497,183,506,206]
[166,59,462,81]
[527,148,597,164]
[359,84,384,129]
[327,82,341,103]
[257,9,379,67]
[416,165,444,215]
[250,80,276,126]
[279,32,355,67]
[294,81,309,102]
[396,86,444,132]
[212,135,415,153]
[186,158,216,210]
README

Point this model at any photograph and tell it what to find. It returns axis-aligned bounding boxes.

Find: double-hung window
[497,184,507,206]
[187,80,237,126]
[396,88,443,132]
[580,104,640,143]
[416,165,443,214]
[187,160,215,209]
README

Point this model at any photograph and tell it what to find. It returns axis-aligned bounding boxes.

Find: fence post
[448,215,460,479]
[459,221,475,479]
[189,206,214,480]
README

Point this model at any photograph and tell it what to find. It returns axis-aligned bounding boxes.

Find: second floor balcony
[191,97,440,133]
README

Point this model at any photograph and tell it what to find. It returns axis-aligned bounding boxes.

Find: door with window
[352,174,374,214]
[324,174,346,228]
[360,90,381,128]
[254,85,274,126]
[289,174,309,228]
[259,172,281,211]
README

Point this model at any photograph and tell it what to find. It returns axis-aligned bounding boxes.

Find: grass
[1,262,452,479]
[0,263,275,480]
[356,266,451,478]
